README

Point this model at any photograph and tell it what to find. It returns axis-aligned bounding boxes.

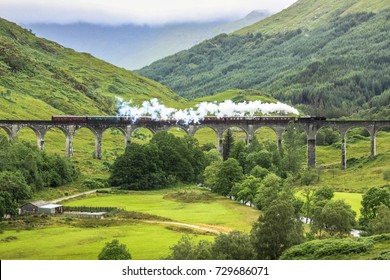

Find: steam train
[51,115,326,124]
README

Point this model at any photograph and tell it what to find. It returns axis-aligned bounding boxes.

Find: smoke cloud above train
[116,98,299,124]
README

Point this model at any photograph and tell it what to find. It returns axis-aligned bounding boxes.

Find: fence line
[63,206,123,212]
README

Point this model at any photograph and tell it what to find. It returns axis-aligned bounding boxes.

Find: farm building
[20,201,64,215]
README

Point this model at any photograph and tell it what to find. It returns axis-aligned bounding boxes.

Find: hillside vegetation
[138,0,390,118]
[0,18,184,120]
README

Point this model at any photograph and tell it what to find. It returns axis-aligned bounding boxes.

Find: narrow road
[144,221,224,234]
[50,190,97,203]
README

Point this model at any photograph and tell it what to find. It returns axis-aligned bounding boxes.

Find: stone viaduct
[0,118,390,169]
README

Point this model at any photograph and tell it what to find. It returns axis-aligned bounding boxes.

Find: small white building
[38,203,64,214]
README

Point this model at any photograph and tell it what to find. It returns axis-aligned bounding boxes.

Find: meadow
[0,187,259,260]
[0,220,219,260]
[64,187,260,232]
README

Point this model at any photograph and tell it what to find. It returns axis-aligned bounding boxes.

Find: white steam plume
[116,98,299,124]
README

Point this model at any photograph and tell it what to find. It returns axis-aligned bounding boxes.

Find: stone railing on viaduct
[1,118,389,169]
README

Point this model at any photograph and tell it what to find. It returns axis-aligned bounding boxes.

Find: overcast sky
[0,0,297,25]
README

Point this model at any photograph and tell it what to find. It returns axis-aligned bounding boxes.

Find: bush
[98,239,132,260]
[82,178,107,189]
[280,238,374,260]
[384,170,390,181]
[163,190,214,203]
[300,169,318,186]
[167,235,213,260]
[372,250,390,260]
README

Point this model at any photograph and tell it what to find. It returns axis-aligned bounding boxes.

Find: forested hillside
[138,0,390,118]
[0,18,184,120]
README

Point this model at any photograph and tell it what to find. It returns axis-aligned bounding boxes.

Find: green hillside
[237,0,389,35]
[185,88,279,108]
[138,0,390,118]
[0,18,185,120]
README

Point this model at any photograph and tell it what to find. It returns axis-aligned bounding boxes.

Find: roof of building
[25,200,50,207]
[39,203,63,209]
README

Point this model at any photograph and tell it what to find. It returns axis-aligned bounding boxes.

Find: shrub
[280,238,374,260]
[372,250,390,260]
[163,190,214,203]
[82,178,107,189]
[98,239,132,260]
[384,170,390,181]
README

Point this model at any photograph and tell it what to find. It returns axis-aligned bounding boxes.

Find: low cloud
[0,0,297,25]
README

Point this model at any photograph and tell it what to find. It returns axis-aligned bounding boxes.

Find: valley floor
[0,186,259,260]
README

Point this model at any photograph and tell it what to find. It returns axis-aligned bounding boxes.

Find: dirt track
[51,190,226,234]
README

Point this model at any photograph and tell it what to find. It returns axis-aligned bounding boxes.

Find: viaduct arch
[1,119,390,169]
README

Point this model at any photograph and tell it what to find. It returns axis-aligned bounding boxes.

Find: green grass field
[0,222,214,260]
[333,192,363,218]
[64,187,260,232]
[0,187,259,260]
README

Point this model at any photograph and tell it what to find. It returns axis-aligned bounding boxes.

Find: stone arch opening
[72,127,96,159]
[131,127,154,144]
[282,122,308,168]
[102,127,127,161]
[375,126,390,156]
[222,126,248,160]
[167,126,188,138]
[254,126,278,145]
[223,126,248,143]
[193,127,218,150]
[315,126,342,167]
[15,126,40,146]
[0,126,12,140]
[345,127,371,164]
[44,127,68,155]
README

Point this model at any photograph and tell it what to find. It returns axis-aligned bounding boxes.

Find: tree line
[0,136,78,217]
[109,131,205,190]
[166,174,389,260]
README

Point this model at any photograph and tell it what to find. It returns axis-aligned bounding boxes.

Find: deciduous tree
[0,171,31,203]
[212,231,256,260]
[213,158,243,196]
[98,239,132,260]
[312,200,356,237]
[367,204,390,234]
[360,187,390,226]
[251,198,304,259]
[254,173,283,210]
[109,143,166,190]
[230,175,261,206]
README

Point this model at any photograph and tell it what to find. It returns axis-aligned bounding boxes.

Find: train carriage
[52,116,87,122]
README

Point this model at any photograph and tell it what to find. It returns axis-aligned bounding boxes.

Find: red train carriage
[52,116,87,122]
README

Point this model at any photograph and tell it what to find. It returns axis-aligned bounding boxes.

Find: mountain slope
[137,0,390,118]
[237,0,388,35]
[25,10,269,70]
[0,18,185,120]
